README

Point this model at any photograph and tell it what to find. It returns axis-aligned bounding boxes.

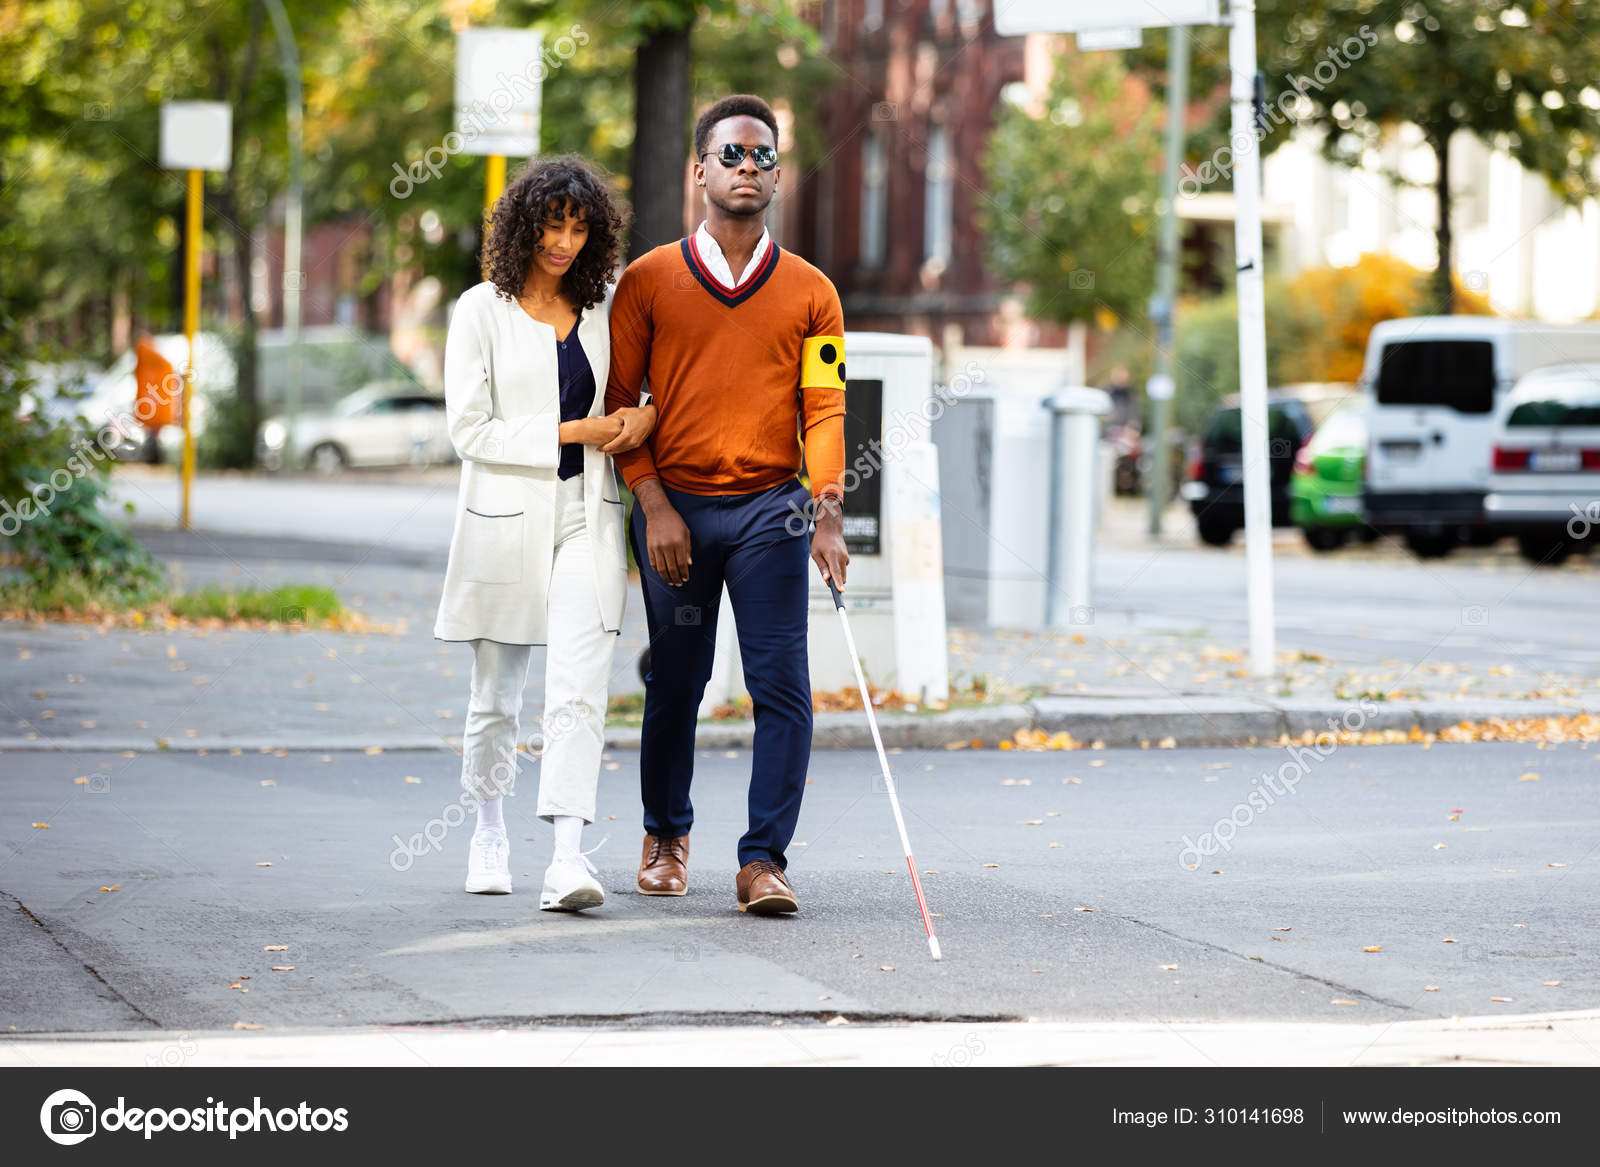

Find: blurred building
[1264,127,1600,322]
[790,0,1070,353]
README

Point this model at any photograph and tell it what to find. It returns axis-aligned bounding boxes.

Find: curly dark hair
[482,154,626,311]
[694,94,779,159]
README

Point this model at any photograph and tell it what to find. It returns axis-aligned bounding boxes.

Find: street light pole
[1147,24,1190,537]
[1228,0,1276,676]
[264,0,304,470]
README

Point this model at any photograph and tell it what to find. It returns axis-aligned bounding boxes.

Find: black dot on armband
[819,343,837,364]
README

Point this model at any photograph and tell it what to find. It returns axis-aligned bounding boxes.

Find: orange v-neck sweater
[603,235,847,499]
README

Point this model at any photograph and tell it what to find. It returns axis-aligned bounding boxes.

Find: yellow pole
[485,154,506,214]
[181,168,202,532]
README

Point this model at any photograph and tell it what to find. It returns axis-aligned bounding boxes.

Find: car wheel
[1302,527,1349,553]
[1404,531,1458,559]
[1516,532,1574,566]
[1197,517,1237,547]
[309,442,347,476]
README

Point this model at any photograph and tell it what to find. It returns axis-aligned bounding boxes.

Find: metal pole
[181,168,201,532]
[485,154,507,212]
[264,0,303,470]
[1228,0,1275,676]
[1147,24,1189,536]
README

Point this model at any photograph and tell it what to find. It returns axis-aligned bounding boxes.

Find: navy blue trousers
[628,476,813,869]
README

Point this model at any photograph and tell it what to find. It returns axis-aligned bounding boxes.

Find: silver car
[258,382,454,473]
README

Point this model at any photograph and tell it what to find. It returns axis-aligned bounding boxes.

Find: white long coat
[432,281,628,645]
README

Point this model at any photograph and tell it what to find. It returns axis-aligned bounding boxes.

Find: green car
[1290,405,1369,551]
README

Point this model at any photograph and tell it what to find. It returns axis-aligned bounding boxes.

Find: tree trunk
[1430,123,1455,315]
[628,24,693,262]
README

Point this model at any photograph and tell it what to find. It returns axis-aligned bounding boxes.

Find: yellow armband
[801,335,846,390]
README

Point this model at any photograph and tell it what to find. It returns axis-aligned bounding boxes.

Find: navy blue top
[555,313,596,481]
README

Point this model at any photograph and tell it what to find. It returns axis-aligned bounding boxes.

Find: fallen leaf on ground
[1331,1000,1358,1007]
[982,863,999,868]
[1491,997,1513,1003]
[1424,986,1439,992]
[255,862,272,867]
[1159,964,1178,971]
[31,823,49,829]
[1021,819,1043,826]
[825,1015,850,1026]
[264,946,287,952]
[233,1022,265,1030]
[1273,926,1292,932]
[878,966,895,972]
[259,779,276,787]
[1363,946,1383,952]
[1543,981,1562,987]
[99,884,120,892]
[1517,772,1540,782]
[1549,862,1568,868]
[270,966,295,972]
[1074,906,1094,912]
[1442,938,1458,943]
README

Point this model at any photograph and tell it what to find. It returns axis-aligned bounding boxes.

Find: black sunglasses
[700,143,779,171]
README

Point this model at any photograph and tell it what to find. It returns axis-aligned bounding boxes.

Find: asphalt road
[3,740,1595,1034]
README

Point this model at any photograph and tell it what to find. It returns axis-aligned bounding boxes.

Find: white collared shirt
[694,220,771,289]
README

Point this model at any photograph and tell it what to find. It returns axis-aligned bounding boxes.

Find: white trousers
[458,474,613,823]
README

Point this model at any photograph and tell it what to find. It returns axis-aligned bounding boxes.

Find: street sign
[454,28,543,158]
[1078,28,1143,52]
[159,102,232,171]
[993,0,1218,35]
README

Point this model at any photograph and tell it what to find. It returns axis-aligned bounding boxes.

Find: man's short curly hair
[693,94,779,160]
[482,154,626,311]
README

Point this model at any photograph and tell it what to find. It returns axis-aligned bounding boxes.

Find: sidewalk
[3,478,1596,754]
[5,1009,1597,1067]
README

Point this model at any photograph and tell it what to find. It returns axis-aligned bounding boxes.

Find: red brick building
[790,0,1068,350]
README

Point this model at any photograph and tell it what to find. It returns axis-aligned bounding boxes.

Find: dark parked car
[1180,385,1355,547]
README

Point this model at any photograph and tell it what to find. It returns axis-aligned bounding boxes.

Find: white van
[1361,316,1600,557]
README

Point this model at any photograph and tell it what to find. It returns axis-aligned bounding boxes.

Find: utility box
[932,358,1111,628]
[698,332,951,715]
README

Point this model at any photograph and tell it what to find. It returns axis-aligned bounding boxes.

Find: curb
[0,698,1590,755]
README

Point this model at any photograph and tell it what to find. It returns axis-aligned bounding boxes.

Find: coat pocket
[458,509,524,584]
[600,459,623,504]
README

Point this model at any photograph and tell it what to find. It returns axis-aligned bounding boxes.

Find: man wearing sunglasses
[605,93,849,917]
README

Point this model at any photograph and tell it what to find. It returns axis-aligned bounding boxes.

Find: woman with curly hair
[433,155,655,912]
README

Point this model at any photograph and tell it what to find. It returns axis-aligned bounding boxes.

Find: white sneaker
[540,847,605,912]
[465,827,512,894]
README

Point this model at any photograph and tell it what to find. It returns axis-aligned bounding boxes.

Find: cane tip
[928,936,942,961]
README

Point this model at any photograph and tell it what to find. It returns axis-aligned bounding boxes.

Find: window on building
[861,133,887,268]
[923,125,953,268]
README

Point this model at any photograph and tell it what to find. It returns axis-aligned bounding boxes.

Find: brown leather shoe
[736,859,798,915]
[637,833,689,896]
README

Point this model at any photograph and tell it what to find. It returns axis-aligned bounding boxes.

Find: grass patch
[169,584,343,624]
[0,568,168,617]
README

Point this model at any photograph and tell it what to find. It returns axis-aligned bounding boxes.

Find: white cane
[826,577,942,961]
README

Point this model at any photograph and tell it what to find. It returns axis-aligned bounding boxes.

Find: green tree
[1137,3,1600,314]
[979,50,1164,325]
